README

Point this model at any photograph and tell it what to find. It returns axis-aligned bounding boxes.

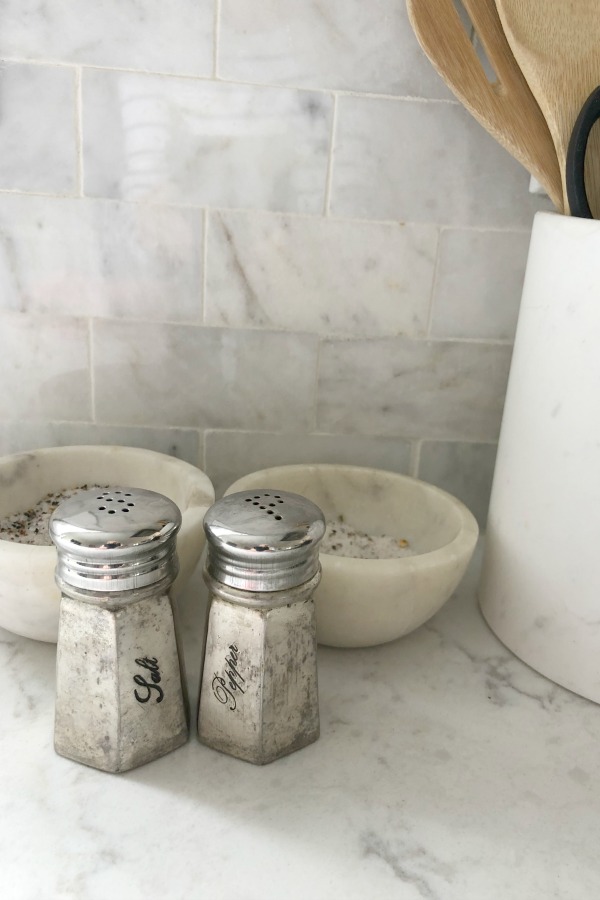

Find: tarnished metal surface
[198,490,324,765]
[55,591,188,772]
[198,574,320,765]
[51,488,188,773]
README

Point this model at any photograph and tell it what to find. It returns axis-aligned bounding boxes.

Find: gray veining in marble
[317,336,512,441]
[0,313,90,420]
[0,63,76,194]
[92,320,318,431]
[0,195,203,321]
[331,97,552,228]
[205,210,437,337]
[430,229,531,340]
[0,0,214,77]
[205,430,412,497]
[82,70,332,213]
[0,548,599,899]
[219,0,450,99]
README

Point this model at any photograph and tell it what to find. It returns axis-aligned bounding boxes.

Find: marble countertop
[1,544,599,900]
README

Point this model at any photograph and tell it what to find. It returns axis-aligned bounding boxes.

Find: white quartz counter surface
[1,545,599,900]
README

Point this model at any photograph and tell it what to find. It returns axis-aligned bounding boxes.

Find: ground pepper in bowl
[0,486,109,545]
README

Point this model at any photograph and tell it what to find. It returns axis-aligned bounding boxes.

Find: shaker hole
[274,515,282,520]
[122,508,129,513]
[267,510,274,515]
[127,503,134,507]
[98,506,106,510]
[108,509,116,515]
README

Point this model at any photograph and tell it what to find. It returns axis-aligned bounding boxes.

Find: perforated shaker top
[50,486,181,593]
[203,489,325,592]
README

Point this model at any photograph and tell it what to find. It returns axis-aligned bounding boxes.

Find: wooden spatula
[496,0,600,215]
[407,0,563,210]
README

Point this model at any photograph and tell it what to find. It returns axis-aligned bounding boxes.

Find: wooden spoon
[496,0,600,215]
[406,0,563,210]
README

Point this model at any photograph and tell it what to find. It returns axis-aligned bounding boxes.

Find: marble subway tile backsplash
[0,194,203,320]
[205,430,413,498]
[418,440,498,530]
[0,313,90,421]
[0,421,200,466]
[206,210,438,337]
[317,337,512,441]
[0,7,549,526]
[82,70,332,212]
[218,0,450,99]
[92,320,318,432]
[331,96,550,227]
[430,228,531,340]
[0,63,76,194]
[0,0,214,77]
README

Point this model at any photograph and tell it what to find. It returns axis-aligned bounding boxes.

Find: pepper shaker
[50,487,189,773]
[198,489,325,765]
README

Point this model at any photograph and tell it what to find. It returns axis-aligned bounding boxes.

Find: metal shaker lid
[204,489,325,592]
[50,487,181,593]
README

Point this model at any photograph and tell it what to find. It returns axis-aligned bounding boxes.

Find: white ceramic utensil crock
[479,211,600,703]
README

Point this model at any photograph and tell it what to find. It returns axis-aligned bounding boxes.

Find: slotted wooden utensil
[496,0,600,215]
[406,0,563,210]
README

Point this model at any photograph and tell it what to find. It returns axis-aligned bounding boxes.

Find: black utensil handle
[566,85,600,219]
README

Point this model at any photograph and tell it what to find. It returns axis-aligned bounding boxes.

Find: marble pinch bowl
[225,464,478,648]
[0,445,215,643]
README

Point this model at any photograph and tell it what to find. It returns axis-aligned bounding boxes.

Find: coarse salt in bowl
[0,446,215,642]
[225,464,479,648]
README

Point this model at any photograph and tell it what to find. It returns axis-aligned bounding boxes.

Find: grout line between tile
[88,319,96,422]
[200,429,208,472]
[323,94,338,216]
[426,227,442,338]
[410,440,422,478]
[75,67,84,196]
[201,208,209,322]
[0,55,461,103]
[0,185,536,236]
[311,340,322,431]
[213,0,221,79]
[0,188,81,200]
[0,307,514,345]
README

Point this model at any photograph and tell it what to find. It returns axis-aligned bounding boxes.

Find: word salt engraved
[133,656,164,704]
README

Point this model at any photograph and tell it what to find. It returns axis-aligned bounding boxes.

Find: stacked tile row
[0,1,549,524]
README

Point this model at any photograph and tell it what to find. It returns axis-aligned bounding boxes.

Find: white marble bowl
[0,446,215,642]
[226,464,478,648]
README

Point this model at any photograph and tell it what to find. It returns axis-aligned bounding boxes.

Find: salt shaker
[198,489,325,765]
[50,487,189,773]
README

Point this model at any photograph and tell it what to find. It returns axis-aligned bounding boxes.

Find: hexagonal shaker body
[198,573,320,765]
[55,588,188,773]
[51,487,189,773]
[198,489,325,765]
